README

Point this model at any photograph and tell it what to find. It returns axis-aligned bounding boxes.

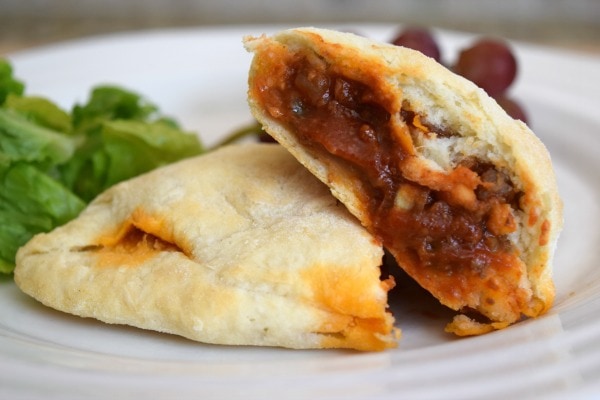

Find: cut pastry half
[15,143,398,351]
[245,27,563,335]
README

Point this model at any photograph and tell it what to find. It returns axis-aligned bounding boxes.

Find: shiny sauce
[252,46,528,316]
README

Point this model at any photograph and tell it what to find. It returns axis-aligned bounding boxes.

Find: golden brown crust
[15,143,398,351]
[245,27,563,335]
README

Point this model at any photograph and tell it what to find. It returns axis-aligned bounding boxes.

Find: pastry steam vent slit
[73,226,184,254]
[74,209,190,267]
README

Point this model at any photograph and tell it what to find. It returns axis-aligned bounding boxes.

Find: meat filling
[252,48,530,323]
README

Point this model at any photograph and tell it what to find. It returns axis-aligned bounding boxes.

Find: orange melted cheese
[93,207,185,268]
[301,263,398,350]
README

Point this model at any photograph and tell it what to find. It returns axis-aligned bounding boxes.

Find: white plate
[2,24,600,399]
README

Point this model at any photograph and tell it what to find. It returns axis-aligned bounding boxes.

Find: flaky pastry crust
[15,144,398,350]
[245,28,563,335]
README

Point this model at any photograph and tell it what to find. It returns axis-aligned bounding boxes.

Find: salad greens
[0,59,204,273]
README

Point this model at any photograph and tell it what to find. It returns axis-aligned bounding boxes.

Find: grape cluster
[391,27,527,123]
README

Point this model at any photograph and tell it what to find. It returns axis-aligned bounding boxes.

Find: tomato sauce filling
[252,48,528,318]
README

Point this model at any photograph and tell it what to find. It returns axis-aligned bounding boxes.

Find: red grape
[391,27,442,62]
[258,132,277,143]
[454,39,517,97]
[495,96,528,123]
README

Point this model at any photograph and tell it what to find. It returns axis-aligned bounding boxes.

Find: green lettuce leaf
[0,59,24,105]
[72,85,158,134]
[60,119,203,201]
[60,86,204,202]
[5,94,72,133]
[0,61,205,274]
[0,108,76,168]
[0,160,85,272]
